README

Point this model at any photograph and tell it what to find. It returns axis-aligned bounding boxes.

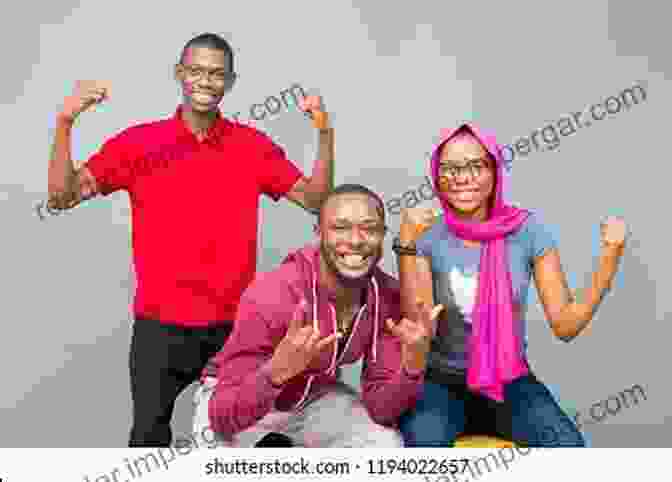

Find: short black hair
[180,33,234,71]
[319,184,386,224]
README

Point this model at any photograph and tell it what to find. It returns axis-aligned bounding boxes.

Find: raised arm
[285,95,334,214]
[396,207,439,321]
[42,81,110,217]
[534,216,628,341]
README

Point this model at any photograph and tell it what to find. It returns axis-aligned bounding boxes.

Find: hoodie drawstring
[370,275,380,364]
[293,263,381,410]
[294,274,320,409]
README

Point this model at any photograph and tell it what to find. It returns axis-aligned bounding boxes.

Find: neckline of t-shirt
[440,220,529,249]
[443,227,482,251]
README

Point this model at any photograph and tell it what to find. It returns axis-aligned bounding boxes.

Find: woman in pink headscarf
[393,123,628,446]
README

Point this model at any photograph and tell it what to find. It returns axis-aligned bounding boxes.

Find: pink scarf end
[467,362,529,402]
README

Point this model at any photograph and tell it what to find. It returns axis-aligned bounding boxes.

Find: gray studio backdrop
[1,0,669,447]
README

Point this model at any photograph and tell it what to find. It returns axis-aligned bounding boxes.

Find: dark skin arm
[45,81,109,213]
[285,96,334,214]
[396,208,439,321]
[46,116,99,213]
[534,217,627,341]
[398,208,628,342]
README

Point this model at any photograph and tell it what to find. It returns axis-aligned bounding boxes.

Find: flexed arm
[534,217,628,341]
[284,95,334,214]
[41,81,110,217]
[396,208,440,321]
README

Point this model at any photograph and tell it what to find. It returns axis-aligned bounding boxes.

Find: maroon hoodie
[204,244,424,437]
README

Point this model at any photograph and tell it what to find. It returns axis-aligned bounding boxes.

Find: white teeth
[342,255,365,267]
[456,191,477,199]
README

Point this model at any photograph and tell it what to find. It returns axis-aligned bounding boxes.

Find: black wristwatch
[392,237,417,256]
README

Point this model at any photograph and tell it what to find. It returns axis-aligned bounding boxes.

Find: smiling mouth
[453,190,480,198]
[337,253,371,268]
[193,92,216,101]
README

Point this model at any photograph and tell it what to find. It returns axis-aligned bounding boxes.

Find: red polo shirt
[86,106,303,327]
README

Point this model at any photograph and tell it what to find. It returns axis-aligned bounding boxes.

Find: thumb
[99,80,112,98]
[385,318,403,337]
[315,331,342,351]
[426,304,444,336]
[430,304,445,320]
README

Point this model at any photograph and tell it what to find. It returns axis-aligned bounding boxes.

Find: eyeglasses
[439,159,491,180]
[181,64,236,83]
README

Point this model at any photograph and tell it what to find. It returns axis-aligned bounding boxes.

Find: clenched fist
[600,216,628,249]
[299,95,329,129]
[400,207,440,244]
[60,80,111,122]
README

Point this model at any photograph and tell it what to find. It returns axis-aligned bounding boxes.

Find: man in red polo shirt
[46,33,334,447]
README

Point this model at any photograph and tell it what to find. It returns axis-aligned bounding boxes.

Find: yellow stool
[454,434,516,448]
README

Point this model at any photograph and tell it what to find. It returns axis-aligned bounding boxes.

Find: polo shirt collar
[172,105,231,144]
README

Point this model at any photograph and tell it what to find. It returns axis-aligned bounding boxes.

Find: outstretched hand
[386,299,444,373]
[267,299,341,386]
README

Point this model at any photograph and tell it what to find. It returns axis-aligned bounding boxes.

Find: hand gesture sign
[60,80,111,122]
[386,299,444,373]
[299,95,329,129]
[600,216,629,249]
[400,207,440,244]
[267,299,341,386]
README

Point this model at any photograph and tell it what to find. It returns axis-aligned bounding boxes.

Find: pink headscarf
[430,123,530,402]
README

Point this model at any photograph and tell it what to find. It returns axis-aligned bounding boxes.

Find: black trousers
[128,318,232,447]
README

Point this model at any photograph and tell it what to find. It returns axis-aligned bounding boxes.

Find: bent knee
[372,425,404,447]
[524,423,586,447]
[399,412,461,447]
[549,428,586,447]
[192,385,216,439]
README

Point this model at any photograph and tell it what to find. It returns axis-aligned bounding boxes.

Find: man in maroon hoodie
[194,184,444,447]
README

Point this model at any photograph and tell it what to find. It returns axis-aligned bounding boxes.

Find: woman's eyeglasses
[439,159,491,180]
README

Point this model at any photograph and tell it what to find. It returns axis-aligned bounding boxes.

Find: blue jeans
[399,374,585,447]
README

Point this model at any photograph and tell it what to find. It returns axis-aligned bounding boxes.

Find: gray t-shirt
[416,212,558,381]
